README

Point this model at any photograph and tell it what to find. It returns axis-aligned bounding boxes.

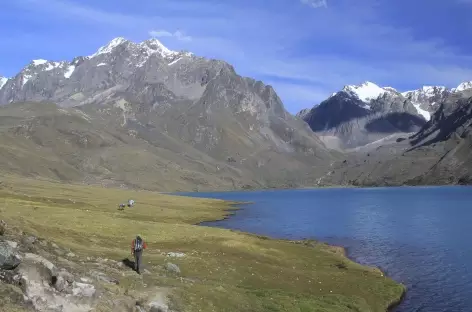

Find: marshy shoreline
[196,198,407,311]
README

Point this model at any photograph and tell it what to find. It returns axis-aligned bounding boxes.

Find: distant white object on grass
[128,199,135,207]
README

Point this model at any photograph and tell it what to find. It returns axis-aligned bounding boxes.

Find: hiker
[131,235,147,274]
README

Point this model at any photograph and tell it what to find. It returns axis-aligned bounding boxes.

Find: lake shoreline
[170,184,472,197]
[195,198,407,311]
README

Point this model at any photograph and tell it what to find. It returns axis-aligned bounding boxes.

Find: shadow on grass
[121,258,136,271]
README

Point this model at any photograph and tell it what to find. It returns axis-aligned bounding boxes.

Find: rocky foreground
[0,220,180,312]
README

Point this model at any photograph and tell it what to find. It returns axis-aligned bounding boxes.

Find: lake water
[180,186,472,312]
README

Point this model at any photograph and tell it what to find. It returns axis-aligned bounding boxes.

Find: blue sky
[1,0,472,113]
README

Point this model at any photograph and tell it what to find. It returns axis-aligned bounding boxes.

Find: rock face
[0,37,333,192]
[316,90,472,186]
[0,241,21,270]
[401,86,449,119]
[299,81,472,150]
[0,249,97,312]
[0,235,179,312]
[298,83,426,149]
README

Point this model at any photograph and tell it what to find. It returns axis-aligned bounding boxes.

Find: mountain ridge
[0,37,335,191]
[297,80,472,150]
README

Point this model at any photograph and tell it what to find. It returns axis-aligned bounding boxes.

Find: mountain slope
[298,82,426,149]
[0,38,334,191]
[315,89,472,186]
[298,81,472,150]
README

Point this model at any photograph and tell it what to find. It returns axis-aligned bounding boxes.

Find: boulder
[0,240,21,270]
[71,282,96,297]
[165,263,180,275]
[148,292,170,312]
[166,252,185,258]
[4,252,96,312]
[22,236,37,246]
[23,253,56,274]
[54,269,75,293]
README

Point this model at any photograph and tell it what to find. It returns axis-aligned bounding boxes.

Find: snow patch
[168,57,182,66]
[90,37,127,58]
[403,87,437,97]
[421,86,446,96]
[32,59,48,66]
[342,81,391,104]
[413,103,431,120]
[140,38,178,58]
[64,65,75,79]
[44,62,61,71]
[452,81,472,92]
[22,74,32,86]
[97,63,107,66]
[0,77,8,89]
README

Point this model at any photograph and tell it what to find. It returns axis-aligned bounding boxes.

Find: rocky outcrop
[0,240,21,270]
[0,235,176,312]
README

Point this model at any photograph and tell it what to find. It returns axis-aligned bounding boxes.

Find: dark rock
[0,241,21,270]
[0,220,6,235]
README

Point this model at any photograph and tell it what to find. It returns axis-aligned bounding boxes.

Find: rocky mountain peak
[401,85,447,99]
[341,81,395,105]
[88,37,191,63]
[453,81,472,93]
[27,59,67,71]
[139,38,179,58]
[89,37,129,58]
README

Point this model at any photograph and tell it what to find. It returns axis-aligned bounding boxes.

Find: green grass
[0,176,405,312]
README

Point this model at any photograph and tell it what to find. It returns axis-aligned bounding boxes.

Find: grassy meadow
[0,176,405,312]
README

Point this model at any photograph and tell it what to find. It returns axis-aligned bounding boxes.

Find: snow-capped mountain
[341,81,397,109]
[401,86,448,120]
[400,82,472,120]
[0,36,330,168]
[0,36,335,191]
[298,80,472,149]
[0,37,202,106]
[321,81,472,121]
[453,81,472,92]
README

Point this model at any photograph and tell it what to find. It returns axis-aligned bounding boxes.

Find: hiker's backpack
[134,237,143,252]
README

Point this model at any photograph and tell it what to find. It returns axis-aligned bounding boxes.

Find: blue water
[180,186,472,312]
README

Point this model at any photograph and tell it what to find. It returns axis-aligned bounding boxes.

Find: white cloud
[300,0,328,8]
[149,30,192,41]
